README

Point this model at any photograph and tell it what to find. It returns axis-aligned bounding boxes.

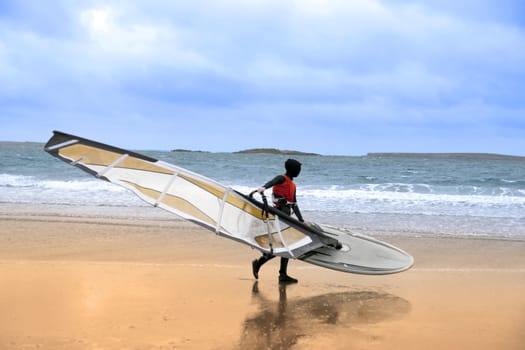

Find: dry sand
[0,212,524,349]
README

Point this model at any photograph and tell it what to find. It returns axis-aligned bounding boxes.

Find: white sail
[44,131,329,258]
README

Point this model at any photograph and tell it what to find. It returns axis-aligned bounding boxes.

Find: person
[252,158,304,284]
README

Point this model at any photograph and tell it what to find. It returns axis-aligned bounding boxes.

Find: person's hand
[257,187,266,193]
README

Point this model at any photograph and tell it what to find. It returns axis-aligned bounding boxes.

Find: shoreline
[2,202,524,242]
[1,208,525,349]
[2,212,524,270]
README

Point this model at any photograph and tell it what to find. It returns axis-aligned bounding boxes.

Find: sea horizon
[2,140,524,159]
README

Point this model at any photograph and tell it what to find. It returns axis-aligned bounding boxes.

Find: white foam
[0,174,34,187]
[41,179,125,192]
[297,186,525,218]
[0,174,138,206]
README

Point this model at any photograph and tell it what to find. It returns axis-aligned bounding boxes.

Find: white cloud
[79,6,224,81]
[0,0,524,154]
[292,0,389,17]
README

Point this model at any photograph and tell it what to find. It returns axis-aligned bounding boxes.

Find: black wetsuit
[252,168,302,281]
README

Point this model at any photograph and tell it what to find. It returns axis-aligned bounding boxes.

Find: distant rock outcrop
[171,149,210,153]
[367,153,525,160]
[235,148,320,156]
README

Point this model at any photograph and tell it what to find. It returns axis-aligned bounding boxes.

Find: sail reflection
[239,282,411,350]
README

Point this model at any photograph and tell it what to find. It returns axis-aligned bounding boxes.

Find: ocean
[1,142,524,240]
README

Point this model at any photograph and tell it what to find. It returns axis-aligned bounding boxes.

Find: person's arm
[292,191,304,222]
[257,175,285,193]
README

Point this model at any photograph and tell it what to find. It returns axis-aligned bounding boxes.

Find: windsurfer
[252,158,304,284]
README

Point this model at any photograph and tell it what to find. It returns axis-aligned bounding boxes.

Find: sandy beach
[1,209,524,350]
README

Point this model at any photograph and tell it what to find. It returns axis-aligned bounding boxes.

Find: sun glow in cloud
[81,8,111,34]
[78,7,162,58]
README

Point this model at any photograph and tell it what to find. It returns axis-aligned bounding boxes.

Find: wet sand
[1,212,524,349]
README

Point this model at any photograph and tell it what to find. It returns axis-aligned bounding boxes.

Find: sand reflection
[239,282,411,349]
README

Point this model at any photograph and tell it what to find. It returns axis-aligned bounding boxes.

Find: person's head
[285,158,301,178]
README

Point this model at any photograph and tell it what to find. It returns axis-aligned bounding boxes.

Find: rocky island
[171,149,210,153]
[235,148,320,156]
[367,153,525,160]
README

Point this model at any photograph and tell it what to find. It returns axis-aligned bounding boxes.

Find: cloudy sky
[1,0,524,155]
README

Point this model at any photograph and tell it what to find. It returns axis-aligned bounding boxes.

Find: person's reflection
[239,282,411,350]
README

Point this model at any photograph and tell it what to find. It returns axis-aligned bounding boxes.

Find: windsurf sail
[44,131,333,258]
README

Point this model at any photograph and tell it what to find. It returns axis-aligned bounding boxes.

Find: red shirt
[272,175,296,203]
